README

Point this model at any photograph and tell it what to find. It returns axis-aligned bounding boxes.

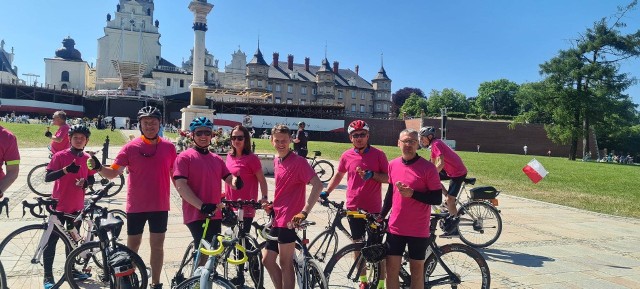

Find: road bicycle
[307,198,360,262]
[174,235,253,289]
[253,214,329,289]
[63,203,147,289]
[0,183,125,289]
[307,151,335,183]
[26,149,125,198]
[0,198,7,289]
[440,177,503,248]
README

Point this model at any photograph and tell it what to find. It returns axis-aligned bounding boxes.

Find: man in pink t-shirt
[419,126,468,237]
[46,111,70,154]
[0,100,20,202]
[263,124,322,289]
[380,129,442,289]
[88,106,175,289]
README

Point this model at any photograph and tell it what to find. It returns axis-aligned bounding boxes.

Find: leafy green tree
[392,87,425,115]
[426,88,470,115]
[399,93,429,117]
[513,81,554,124]
[475,79,520,116]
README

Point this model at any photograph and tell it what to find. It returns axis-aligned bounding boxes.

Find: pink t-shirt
[0,126,20,180]
[430,139,467,177]
[50,124,70,154]
[337,146,389,213]
[273,152,315,228]
[174,149,229,224]
[225,153,262,218]
[387,156,442,238]
[47,150,95,213]
[113,137,176,213]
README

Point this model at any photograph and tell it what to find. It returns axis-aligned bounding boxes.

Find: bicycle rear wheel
[324,243,380,288]
[64,241,148,289]
[0,224,72,289]
[88,165,125,197]
[221,236,263,289]
[424,243,490,289]
[27,163,53,197]
[175,275,235,289]
[307,229,339,263]
[457,202,502,248]
[313,160,335,183]
[0,260,7,289]
[304,259,329,289]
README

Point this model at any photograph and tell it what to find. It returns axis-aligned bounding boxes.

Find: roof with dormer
[248,48,268,66]
[317,58,332,72]
[0,51,16,76]
[267,61,373,90]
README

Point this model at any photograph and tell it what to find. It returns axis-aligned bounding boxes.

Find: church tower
[315,58,335,101]
[371,57,393,118]
[246,45,269,92]
[96,0,160,89]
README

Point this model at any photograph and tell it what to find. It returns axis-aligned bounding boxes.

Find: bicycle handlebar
[221,199,265,210]
[22,197,57,219]
[73,182,114,222]
[199,236,248,265]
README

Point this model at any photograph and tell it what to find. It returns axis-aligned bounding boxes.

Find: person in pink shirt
[225,124,269,233]
[46,111,70,154]
[88,106,176,289]
[380,129,442,289]
[42,124,96,288]
[174,117,241,263]
[263,124,322,289]
[0,100,20,204]
[322,120,389,289]
[419,126,468,237]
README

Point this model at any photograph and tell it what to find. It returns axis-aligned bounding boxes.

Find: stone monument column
[181,0,215,131]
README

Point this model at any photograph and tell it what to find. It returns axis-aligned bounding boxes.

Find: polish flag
[522,159,548,184]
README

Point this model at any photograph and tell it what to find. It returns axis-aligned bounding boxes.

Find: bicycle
[171,200,264,289]
[26,149,125,198]
[0,183,125,289]
[0,198,7,289]
[440,177,503,248]
[63,204,147,289]
[306,198,359,262]
[254,214,329,289]
[307,151,335,183]
[174,235,253,289]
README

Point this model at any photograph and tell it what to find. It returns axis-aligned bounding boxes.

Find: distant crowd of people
[596,153,635,164]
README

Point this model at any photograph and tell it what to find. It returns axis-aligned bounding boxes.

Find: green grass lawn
[6,122,638,218]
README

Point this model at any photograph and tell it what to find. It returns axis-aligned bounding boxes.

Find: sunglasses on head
[194,131,212,137]
[230,136,245,141]
[351,133,368,139]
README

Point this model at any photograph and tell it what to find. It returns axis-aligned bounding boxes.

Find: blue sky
[1,0,639,105]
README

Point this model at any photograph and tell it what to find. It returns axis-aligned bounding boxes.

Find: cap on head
[348,120,370,134]
[137,106,162,121]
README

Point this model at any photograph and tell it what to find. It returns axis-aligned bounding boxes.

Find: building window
[166,78,171,86]
[287,98,293,104]
[351,104,356,112]
[258,80,262,87]
[141,84,146,91]
[301,99,306,105]
[250,80,255,87]
[383,104,388,111]
[61,71,70,82]
[275,84,281,92]
[376,103,381,110]
[301,86,307,95]
[338,90,344,99]
[180,79,184,88]
[287,84,293,93]
[61,84,68,89]
[275,97,281,104]
[251,67,255,72]
[267,84,272,91]
[312,88,317,95]
[361,92,366,100]
[351,91,356,99]
[360,105,365,112]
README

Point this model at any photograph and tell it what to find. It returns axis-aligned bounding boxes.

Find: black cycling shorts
[446,174,467,197]
[347,217,367,241]
[186,219,222,246]
[265,227,297,253]
[126,211,168,235]
[385,232,429,260]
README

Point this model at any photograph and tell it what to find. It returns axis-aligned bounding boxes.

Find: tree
[475,79,520,116]
[426,88,469,115]
[392,87,425,114]
[513,81,554,124]
[534,1,640,160]
[399,93,429,117]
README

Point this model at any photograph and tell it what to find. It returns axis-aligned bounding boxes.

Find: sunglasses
[230,136,245,141]
[139,143,158,158]
[351,133,368,139]
[194,131,212,137]
[400,139,418,145]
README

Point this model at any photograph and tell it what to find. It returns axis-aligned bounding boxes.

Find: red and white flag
[522,159,548,184]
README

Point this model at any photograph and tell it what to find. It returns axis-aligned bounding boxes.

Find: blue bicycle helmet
[189,116,214,132]
[68,124,91,138]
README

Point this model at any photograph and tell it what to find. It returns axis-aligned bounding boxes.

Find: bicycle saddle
[463,178,476,185]
[98,216,124,232]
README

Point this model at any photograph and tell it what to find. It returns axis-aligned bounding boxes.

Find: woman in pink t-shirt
[225,125,269,234]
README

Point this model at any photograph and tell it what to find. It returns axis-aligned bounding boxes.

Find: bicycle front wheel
[307,229,339,263]
[175,275,236,289]
[88,165,125,197]
[324,243,380,288]
[221,236,263,289]
[0,224,72,289]
[0,260,7,289]
[65,241,148,289]
[27,163,53,197]
[424,243,490,289]
[457,201,502,248]
[313,160,335,183]
[304,259,329,289]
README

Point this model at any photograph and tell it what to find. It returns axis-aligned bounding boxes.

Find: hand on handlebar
[291,211,308,226]
[200,203,217,215]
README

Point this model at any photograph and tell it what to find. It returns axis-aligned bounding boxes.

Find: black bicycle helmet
[137,106,162,121]
[419,126,437,137]
[221,207,238,227]
[298,121,306,127]
[68,124,91,138]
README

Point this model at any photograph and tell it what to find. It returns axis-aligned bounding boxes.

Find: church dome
[55,36,82,61]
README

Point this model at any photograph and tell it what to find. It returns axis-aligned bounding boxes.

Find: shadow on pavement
[480,248,555,267]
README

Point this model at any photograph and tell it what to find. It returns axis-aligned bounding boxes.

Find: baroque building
[0,39,19,85]
[44,37,96,91]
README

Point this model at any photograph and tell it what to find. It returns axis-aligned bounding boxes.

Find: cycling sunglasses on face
[351,133,368,139]
[195,130,212,137]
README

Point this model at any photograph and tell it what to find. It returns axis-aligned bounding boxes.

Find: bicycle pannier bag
[470,186,498,199]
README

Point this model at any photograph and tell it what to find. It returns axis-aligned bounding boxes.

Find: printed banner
[214,113,345,132]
